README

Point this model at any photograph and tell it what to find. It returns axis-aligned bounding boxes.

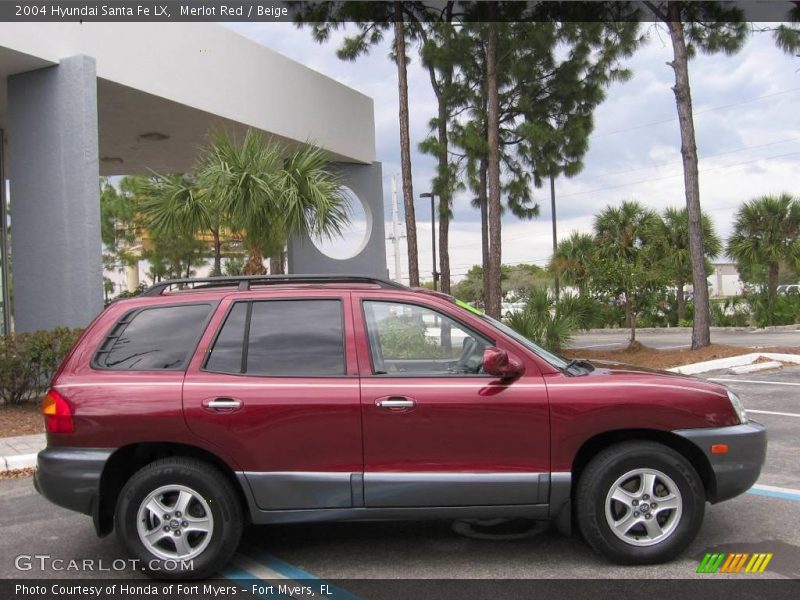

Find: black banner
[2,579,800,600]
[0,1,798,23]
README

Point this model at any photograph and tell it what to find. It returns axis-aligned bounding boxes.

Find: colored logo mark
[696,552,773,574]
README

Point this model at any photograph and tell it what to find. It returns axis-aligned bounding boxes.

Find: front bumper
[674,421,767,503]
[33,447,112,516]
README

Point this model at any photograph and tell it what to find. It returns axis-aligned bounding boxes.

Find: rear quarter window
[93,303,213,370]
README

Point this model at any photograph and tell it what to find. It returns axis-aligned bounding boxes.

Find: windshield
[476,312,570,370]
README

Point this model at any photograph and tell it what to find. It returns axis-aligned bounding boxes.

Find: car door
[183,291,362,511]
[353,293,550,508]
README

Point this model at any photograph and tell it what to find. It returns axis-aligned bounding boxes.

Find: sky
[226,21,800,283]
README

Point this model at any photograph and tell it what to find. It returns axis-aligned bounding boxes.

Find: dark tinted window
[205,302,248,373]
[96,304,212,370]
[246,300,344,376]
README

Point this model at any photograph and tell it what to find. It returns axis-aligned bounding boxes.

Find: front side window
[95,304,213,370]
[363,301,491,376]
[205,299,345,377]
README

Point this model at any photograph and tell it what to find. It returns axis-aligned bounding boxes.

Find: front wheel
[576,441,705,564]
[115,457,243,579]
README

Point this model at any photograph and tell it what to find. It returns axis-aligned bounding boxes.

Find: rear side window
[95,304,213,370]
[205,299,345,376]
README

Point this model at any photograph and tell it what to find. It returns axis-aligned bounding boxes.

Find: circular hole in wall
[311,186,370,260]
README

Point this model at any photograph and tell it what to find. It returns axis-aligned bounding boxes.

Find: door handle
[376,397,416,410]
[203,397,243,412]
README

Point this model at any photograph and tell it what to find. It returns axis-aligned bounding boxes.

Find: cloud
[225,22,800,280]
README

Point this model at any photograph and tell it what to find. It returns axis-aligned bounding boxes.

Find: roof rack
[142,274,407,296]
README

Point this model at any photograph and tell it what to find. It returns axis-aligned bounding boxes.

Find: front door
[183,292,362,511]
[354,296,550,508]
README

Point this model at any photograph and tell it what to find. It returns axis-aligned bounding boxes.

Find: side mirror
[483,347,525,381]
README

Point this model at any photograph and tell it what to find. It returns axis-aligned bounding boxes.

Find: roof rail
[141,274,407,296]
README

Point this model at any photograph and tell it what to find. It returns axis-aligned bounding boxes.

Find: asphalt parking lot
[570,328,800,350]
[1,367,798,588]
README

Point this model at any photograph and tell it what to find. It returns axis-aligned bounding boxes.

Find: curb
[0,452,37,473]
[668,352,800,375]
[580,324,800,335]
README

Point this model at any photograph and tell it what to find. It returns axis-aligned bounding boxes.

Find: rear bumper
[34,447,112,516]
[673,421,767,503]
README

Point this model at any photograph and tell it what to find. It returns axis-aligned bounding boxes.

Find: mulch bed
[0,402,44,438]
[564,344,800,370]
[0,467,35,480]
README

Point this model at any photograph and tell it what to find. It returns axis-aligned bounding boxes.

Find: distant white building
[708,261,745,297]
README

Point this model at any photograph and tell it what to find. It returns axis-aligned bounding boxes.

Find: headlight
[727,390,748,423]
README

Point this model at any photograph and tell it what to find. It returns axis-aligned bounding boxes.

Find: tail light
[41,389,74,433]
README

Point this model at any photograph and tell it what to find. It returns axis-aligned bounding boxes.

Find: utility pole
[420,192,438,290]
[550,173,559,299]
[0,130,10,335]
[388,175,404,283]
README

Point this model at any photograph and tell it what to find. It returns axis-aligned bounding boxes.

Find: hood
[578,359,728,396]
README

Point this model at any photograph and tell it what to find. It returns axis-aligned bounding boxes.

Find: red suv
[35,275,766,579]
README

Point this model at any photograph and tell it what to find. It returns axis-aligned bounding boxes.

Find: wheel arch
[96,442,248,537]
[570,429,715,501]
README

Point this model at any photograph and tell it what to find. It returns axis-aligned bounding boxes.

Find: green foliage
[114,284,148,300]
[223,256,246,277]
[0,327,83,405]
[505,288,580,353]
[377,315,450,360]
[591,201,669,341]
[0,334,35,405]
[747,291,800,328]
[551,231,595,293]
[727,194,800,299]
[709,297,750,328]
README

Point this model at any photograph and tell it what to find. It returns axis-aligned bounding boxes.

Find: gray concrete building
[0,23,385,333]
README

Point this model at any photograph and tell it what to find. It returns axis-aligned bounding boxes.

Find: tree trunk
[624,293,636,344]
[667,3,711,350]
[479,157,489,309]
[269,251,285,275]
[676,281,686,322]
[436,83,452,296]
[243,246,267,275]
[212,225,222,276]
[768,261,780,302]
[394,3,419,287]
[485,20,502,320]
[550,173,559,299]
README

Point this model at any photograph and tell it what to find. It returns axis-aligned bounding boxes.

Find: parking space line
[709,378,800,387]
[748,484,800,502]
[747,409,800,418]
[237,546,361,600]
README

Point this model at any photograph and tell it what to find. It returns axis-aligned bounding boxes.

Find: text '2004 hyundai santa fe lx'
[34,275,766,579]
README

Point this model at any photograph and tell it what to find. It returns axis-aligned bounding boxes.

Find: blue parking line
[747,486,800,502]
[239,546,362,600]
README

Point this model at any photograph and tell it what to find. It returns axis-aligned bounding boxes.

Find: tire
[115,457,243,580]
[575,441,705,565]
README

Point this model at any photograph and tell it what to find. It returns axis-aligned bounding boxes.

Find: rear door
[183,291,362,510]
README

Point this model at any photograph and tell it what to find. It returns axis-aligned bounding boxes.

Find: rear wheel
[115,457,243,579]
[576,441,705,564]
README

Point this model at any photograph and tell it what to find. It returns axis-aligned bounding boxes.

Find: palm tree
[727,194,800,301]
[138,174,226,276]
[653,207,721,322]
[551,231,595,296]
[197,130,349,275]
[594,200,662,343]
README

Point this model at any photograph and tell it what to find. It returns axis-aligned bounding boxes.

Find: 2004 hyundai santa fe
[34,275,767,579]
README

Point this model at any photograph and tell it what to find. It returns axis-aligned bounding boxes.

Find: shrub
[0,334,37,406]
[0,327,84,405]
[506,288,578,353]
